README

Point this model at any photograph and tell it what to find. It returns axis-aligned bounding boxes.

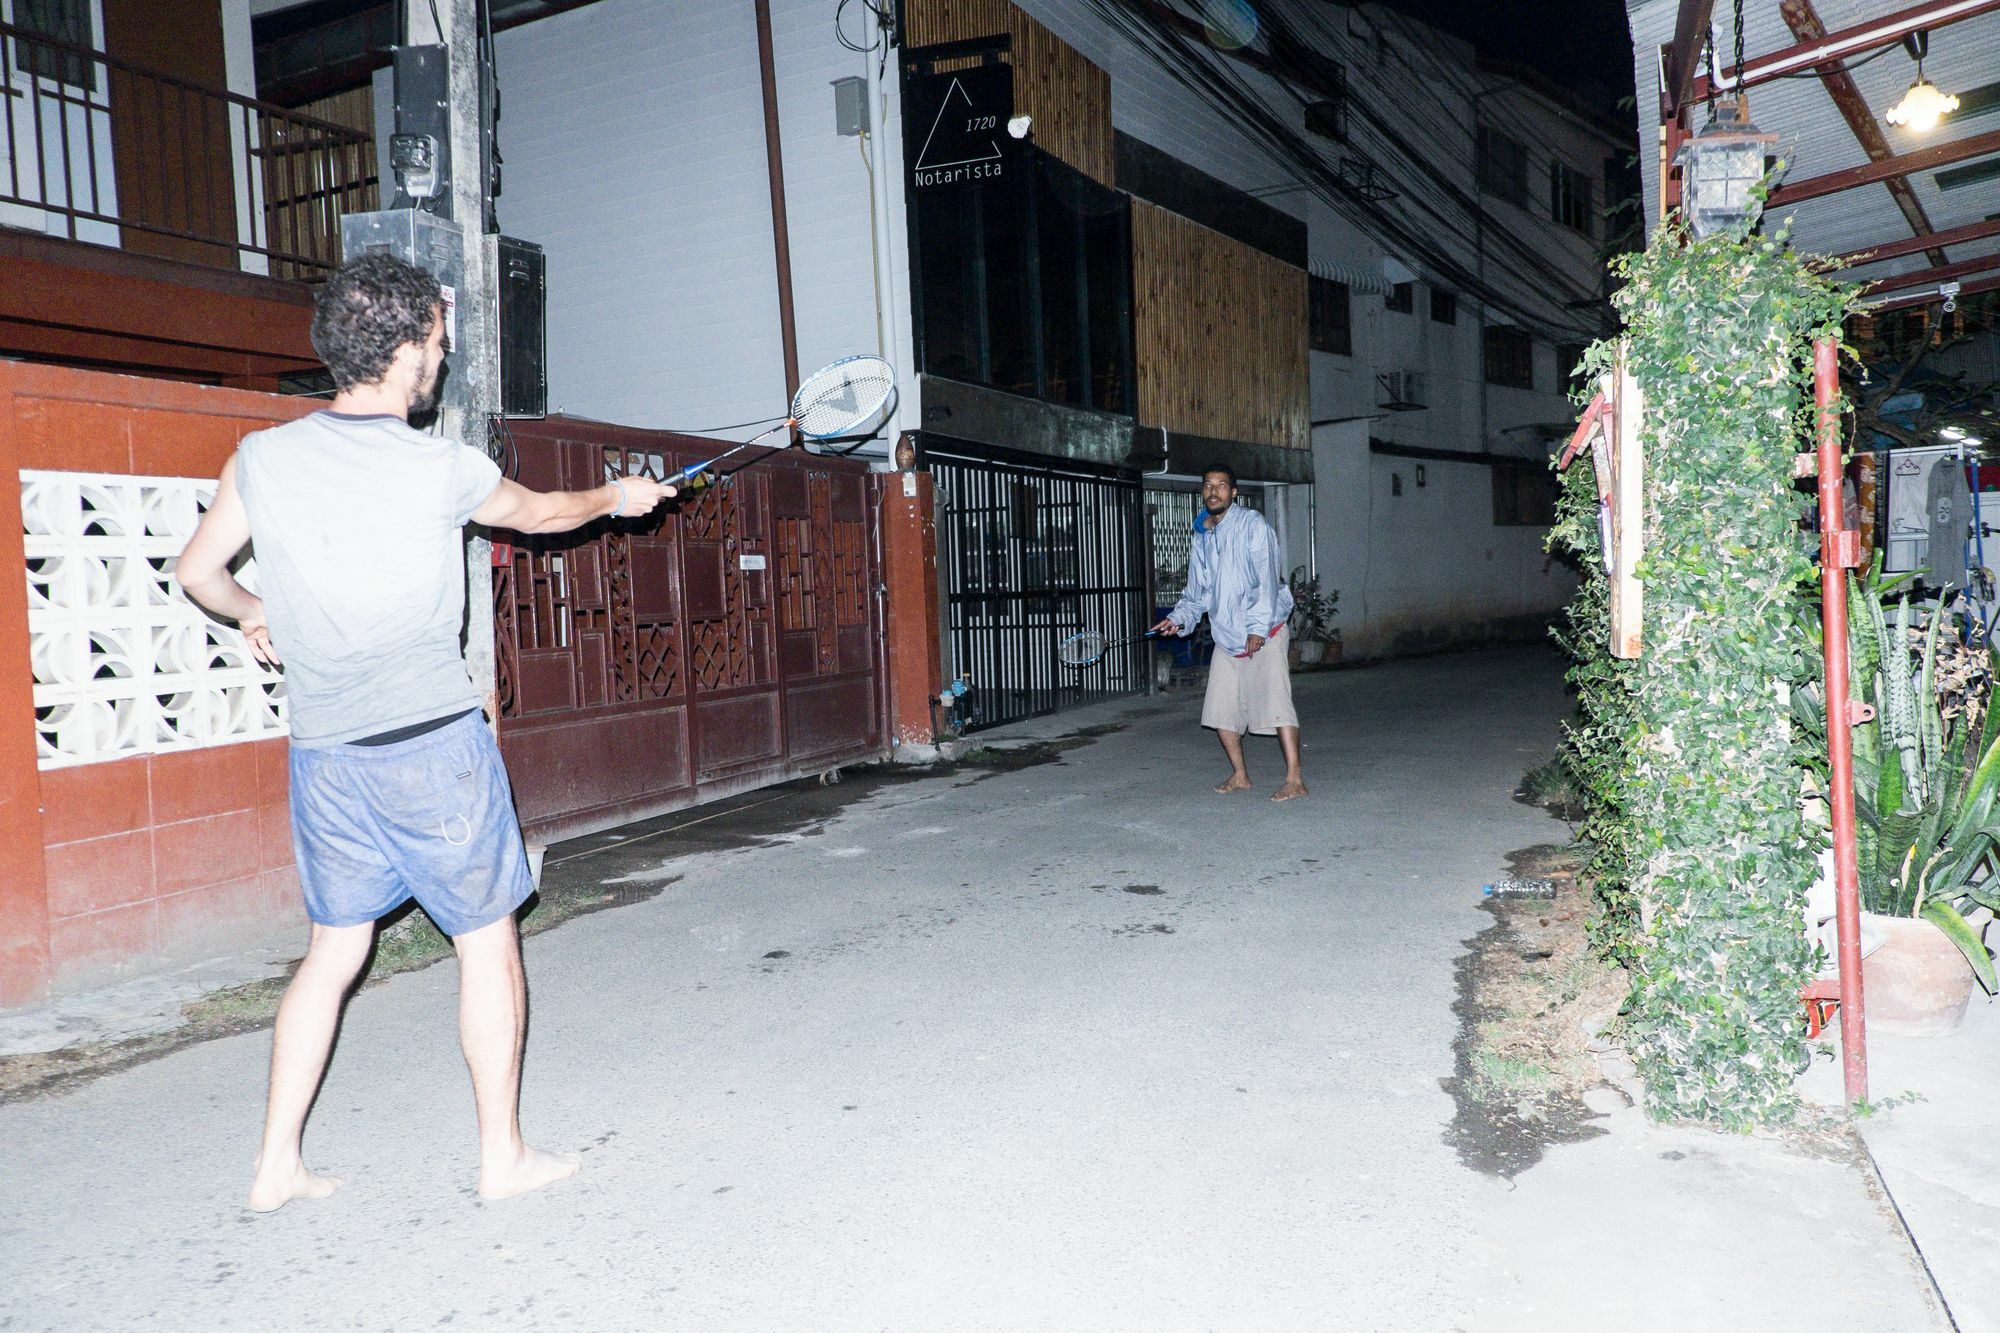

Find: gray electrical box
[391,44,452,215]
[832,75,869,136]
[493,235,546,419]
[339,208,467,408]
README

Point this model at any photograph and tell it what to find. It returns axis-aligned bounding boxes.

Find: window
[1477,125,1529,208]
[1493,461,1558,526]
[1309,276,1352,355]
[913,148,1134,413]
[1430,290,1457,325]
[1484,324,1534,389]
[1385,281,1413,314]
[11,0,93,86]
[1551,160,1594,235]
[1555,342,1588,393]
[1303,64,1349,143]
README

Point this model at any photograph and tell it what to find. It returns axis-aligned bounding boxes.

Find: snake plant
[1844,581,2000,993]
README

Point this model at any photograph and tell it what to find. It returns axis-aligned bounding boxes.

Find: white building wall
[495,0,902,437]
[492,0,1607,662]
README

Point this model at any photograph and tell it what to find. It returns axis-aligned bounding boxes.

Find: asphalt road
[0,647,1942,1331]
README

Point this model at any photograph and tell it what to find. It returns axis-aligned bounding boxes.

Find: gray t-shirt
[233,411,502,747]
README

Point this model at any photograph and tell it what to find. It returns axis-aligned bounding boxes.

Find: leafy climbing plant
[1548,460,1640,962]
[1568,215,1856,1129]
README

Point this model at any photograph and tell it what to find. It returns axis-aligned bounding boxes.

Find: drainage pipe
[1815,334,1868,1107]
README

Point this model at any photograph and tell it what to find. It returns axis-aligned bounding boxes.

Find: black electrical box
[495,236,546,418]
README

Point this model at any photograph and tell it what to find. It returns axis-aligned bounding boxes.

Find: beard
[409,371,440,417]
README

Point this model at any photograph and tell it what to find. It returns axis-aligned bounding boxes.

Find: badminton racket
[1058,629,1161,668]
[667,355,897,486]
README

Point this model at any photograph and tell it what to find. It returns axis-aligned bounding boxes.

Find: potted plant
[1839,584,2000,1034]
[1287,566,1341,667]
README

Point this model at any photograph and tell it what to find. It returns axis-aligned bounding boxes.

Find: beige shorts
[1201,630,1299,735]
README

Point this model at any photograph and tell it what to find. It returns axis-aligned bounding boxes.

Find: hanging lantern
[1885,30,1960,133]
[1675,99,1780,239]
[1886,76,1959,132]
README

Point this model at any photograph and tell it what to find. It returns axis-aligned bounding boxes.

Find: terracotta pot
[1863,912,1977,1037]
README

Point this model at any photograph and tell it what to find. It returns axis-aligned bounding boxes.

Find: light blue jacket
[1166,503,1294,656]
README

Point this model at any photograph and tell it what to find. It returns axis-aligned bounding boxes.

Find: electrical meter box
[493,235,546,418]
[338,208,466,407]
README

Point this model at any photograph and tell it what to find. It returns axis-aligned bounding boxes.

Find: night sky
[1359,0,1639,122]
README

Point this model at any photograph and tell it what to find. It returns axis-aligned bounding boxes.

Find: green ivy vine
[1564,217,1856,1128]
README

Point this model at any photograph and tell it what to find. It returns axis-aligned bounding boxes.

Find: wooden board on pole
[1608,353,1645,659]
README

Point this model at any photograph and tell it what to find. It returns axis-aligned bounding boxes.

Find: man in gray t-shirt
[178,254,675,1212]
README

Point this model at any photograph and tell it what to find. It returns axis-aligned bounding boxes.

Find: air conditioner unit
[1378,370,1426,411]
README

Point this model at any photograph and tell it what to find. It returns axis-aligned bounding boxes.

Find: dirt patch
[1441,842,1630,1178]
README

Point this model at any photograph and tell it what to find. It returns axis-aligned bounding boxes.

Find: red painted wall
[1,363,317,1003]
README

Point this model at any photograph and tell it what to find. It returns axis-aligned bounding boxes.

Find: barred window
[1478,125,1529,208]
[1493,461,1558,527]
[1551,160,1594,235]
[1309,276,1352,356]
[11,0,93,87]
[1484,324,1535,390]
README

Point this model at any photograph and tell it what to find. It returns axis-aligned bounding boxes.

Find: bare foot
[478,1146,582,1201]
[1271,779,1308,802]
[1214,774,1252,794]
[247,1159,343,1213]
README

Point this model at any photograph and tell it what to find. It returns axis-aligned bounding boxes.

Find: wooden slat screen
[903,0,1112,186]
[1131,200,1308,452]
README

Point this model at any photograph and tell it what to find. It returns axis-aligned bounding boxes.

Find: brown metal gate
[492,416,887,844]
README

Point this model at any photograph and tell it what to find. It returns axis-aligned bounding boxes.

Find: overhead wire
[1083,0,1607,340]
[1106,0,1607,331]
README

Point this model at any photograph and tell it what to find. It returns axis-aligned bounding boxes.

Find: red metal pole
[1815,334,1868,1107]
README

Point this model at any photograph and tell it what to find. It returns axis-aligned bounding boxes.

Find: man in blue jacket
[1153,465,1307,801]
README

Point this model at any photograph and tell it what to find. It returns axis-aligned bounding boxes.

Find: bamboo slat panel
[1131,200,1308,452]
[260,86,379,280]
[903,0,1112,186]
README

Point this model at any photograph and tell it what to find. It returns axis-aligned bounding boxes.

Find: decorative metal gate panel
[923,437,1149,732]
[493,416,885,844]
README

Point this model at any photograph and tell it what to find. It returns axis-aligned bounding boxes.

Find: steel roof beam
[1661,0,1717,117]
[1766,128,2000,207]
[1776,0,1947,266]
[1694,0,2000,98]
[1836,217,2000,267]
[1858,250,2000,294]
[1864,271,2000,311]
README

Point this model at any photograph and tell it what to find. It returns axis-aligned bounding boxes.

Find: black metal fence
[923,436,1151,732]
[0,20,374,277]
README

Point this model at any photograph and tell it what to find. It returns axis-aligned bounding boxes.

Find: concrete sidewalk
[0,648,1952,1331]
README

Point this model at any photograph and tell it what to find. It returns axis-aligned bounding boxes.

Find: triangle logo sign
[906,64,1011,189]
[915,76,1003,171]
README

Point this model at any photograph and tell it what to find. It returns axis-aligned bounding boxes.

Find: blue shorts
[289,711,534,938]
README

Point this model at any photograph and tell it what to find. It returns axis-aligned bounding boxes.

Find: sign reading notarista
[904,61,1015,192]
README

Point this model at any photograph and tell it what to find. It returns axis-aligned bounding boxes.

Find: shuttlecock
[1007,115,1032,140]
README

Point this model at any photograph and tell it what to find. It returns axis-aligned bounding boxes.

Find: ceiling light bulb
[1886,76,1959,132]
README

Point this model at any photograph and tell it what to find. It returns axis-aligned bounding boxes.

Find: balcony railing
[0,20,376,279]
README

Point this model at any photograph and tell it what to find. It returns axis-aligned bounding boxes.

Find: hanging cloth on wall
[1928,454,1971,591]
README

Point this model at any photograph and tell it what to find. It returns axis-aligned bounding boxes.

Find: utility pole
[402,0,501,720]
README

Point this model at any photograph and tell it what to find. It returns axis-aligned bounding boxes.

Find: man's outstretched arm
[471,475,678,535]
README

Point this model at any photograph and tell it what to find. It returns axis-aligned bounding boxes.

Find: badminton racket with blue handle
[1058,628,1162,668]
[666,355,898,486]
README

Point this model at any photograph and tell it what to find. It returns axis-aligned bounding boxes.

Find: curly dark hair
[310,253,443,391]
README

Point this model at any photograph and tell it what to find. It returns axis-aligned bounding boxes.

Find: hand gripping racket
[1058,629,1161,669]
[668,355,898,486]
